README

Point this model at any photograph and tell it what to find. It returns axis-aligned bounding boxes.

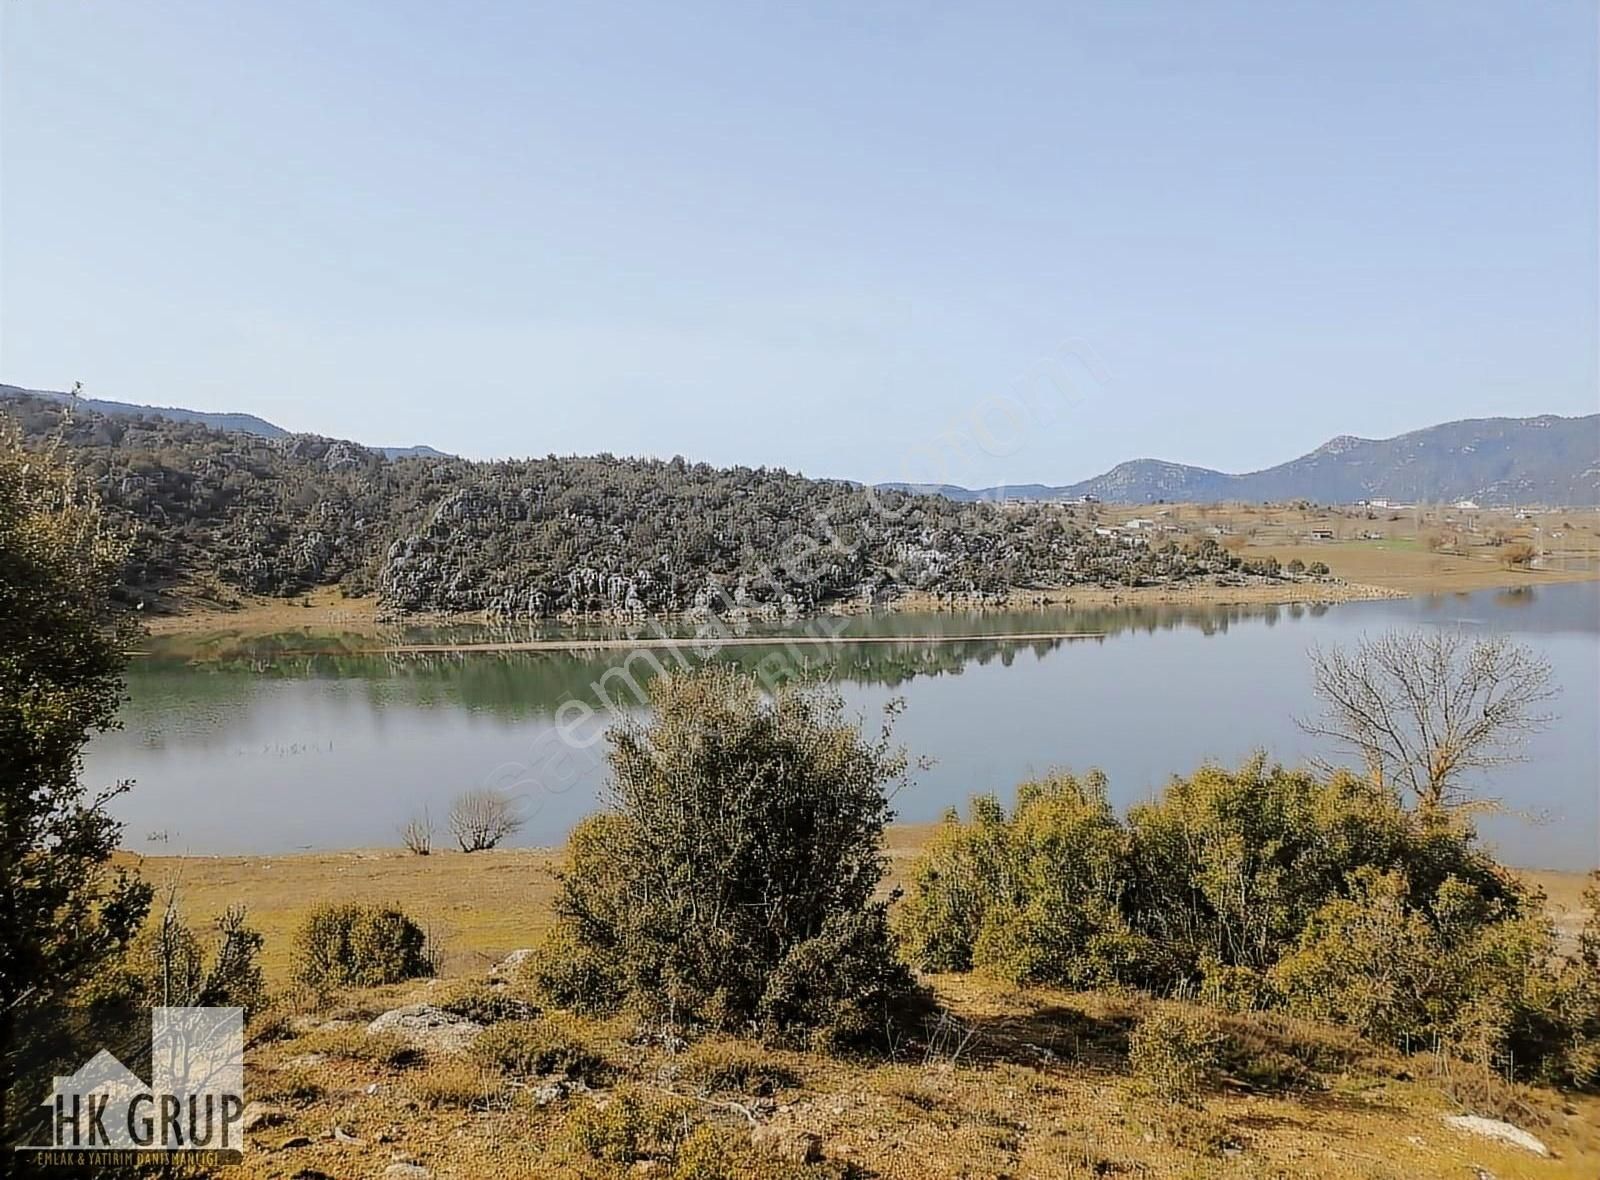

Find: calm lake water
[91,582,1600,869]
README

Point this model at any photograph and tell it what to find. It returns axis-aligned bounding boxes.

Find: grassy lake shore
[121,832,1595,986]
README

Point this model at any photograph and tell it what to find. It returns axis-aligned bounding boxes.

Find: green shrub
[84,902,266,1016]
[1270,867,1556,1073]
[670,1123,838,1180]
[471,1017,610,1083]
[407,1060,502,1109]
[434,976,540,1024]
[896,771,1147,988]
[566,1087,692,1163]
[1125,757,1515,990]
[525,859,628,1014]
[290,902,432,988]
[681,1040,799,1096]
[1128,1007,1225,1105]
[895,755,1591,1083]
[544,669,924,1049]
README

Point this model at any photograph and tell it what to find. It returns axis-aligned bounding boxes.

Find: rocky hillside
[3,395,1268,618]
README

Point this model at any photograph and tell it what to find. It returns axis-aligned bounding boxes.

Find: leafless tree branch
[1299,629,1556,810]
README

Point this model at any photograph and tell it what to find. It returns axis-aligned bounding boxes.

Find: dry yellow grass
[123,846,564,980]
[114,834,1600,1179]
[221,968,1600,1180]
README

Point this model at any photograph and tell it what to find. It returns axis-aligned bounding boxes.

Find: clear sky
[2,1,1594,487]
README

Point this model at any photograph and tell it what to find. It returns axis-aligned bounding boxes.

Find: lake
[91,581,1600,869]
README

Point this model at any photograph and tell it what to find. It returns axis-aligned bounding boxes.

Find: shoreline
[113,841,1596,982]
[139,560,1597,639]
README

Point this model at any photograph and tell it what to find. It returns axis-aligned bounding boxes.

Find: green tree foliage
[897,756,1593,1084]
[290,902,433,988]
[1123,758,1515,993]
[1269,868,1556,1071]
[0,425,152,1133]
[894,771,1147,987]
[536,667,923,1048]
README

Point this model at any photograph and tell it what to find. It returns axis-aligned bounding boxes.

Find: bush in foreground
[291,901,433,988]
[1129,1007,1226,1105]
[897,755,1590,1084]
[895,771,1147,987]
[536,668,925,1049]
[471,1016,611,1083]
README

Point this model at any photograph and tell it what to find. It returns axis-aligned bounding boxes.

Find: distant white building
[1454,499,1480,511]
[1124,518,1155,530]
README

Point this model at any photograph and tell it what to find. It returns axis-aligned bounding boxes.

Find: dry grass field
[225,971,1600,1180]
[119,837,1600,1179]
[1101,503,1600,597]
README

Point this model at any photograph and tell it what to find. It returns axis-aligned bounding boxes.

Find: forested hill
[4,396,1259,618]
[0,383,450,460]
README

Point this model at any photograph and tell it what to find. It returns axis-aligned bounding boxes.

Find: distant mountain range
[2,383,1594,505]
[881,414,1600,507]
[0,384,452,461]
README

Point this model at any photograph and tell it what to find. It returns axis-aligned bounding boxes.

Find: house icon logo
[17,1007,245,1162]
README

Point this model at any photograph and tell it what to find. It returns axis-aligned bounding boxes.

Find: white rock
[383,1165,433,1179]
[490,948,536,977]
[1440,1115,1550,1157]
[241,1101,287,1133]
[366,1005,484,1054]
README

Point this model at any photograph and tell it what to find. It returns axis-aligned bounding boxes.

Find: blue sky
[2,1,1594,486]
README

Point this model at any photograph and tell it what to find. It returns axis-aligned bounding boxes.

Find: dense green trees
[7,396,1253,618]
[897,756,1597,1084]
[0,426,153,1138]
[532,668,923,1048]
[895,771,1144,987]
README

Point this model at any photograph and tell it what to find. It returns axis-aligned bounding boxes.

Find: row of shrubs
[892,759,1600,1087]
[491,669,1598,1092]
[84,900,437,1019]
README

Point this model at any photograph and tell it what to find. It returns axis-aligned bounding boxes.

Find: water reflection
[96,583,1599,866]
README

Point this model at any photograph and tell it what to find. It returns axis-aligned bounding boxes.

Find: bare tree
[399,808,434,856]
[1300,630,1556,810]
[448,789,524,852]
